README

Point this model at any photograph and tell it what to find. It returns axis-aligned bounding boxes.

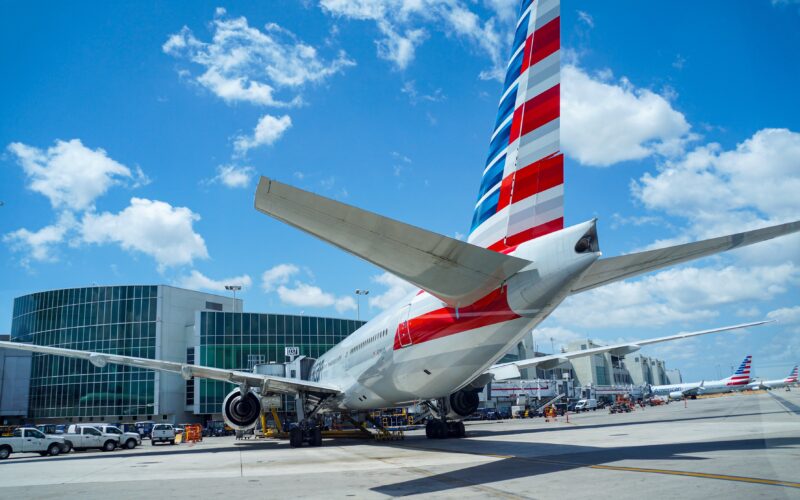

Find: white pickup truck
[64,424,120,452]
[0,428,67,459]
[151,423,176,445]
[93,425,141,449]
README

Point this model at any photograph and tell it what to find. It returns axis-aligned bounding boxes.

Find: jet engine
[668,391,684,401]
[222,389,262,430]
[444,389,480,420]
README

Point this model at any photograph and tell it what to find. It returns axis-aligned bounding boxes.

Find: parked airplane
[650,355,754,399]
[1,0,799,447]
[747,365,798,391]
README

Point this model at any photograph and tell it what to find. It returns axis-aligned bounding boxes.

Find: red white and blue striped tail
[726,355,752,386]
[468,0,563,252]
[786,365,798,383]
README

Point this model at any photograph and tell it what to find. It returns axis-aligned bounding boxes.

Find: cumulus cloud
[631,128,800,263]
[3,212,77,266]
[233,114,292,154]
[276,282,356,313]
[554,264,800,329]
[320,0,508,77]
[6,139,144,211]
[261,264,300,292]
[368,272,417,310]
[176,270,253,292]
[561,65,694,166]
[260,263,356,312]
[767,306,800,324]
[209,164,256,188]
[532,326,584,353]
[163,9,354,107]
[80,198,209,271]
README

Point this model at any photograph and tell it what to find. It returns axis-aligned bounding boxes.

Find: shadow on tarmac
[373,436,800,496]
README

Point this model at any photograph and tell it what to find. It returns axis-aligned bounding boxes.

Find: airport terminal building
[8,285,363,424]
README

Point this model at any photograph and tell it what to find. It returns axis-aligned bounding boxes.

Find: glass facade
[197,312,363,414]
[11,286,159,419]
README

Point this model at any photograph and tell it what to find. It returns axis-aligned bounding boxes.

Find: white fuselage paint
[651,377,751,398]
[307,220,600,411]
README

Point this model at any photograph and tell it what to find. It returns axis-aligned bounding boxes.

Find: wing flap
[571,220,800,294]
[0,341,340,396]
[254,177,531,307]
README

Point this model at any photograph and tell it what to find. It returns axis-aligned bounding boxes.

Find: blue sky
[2,0,798,381]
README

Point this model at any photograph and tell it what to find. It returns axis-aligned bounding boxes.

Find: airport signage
[285,346,300,357]
[261,396,282,409]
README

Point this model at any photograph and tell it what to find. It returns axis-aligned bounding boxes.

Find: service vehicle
[151,424,176,445]
[94,424,141,449]
[574,398,598,412]
[0,427,66,459]
[64,424,119,452]
[134,420,155,439]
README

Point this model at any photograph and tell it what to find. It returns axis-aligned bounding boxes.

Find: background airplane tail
[725,355,752,386]
[786,365,799,383]
[468,0,563,252]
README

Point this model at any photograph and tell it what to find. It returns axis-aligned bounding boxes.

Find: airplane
[2,0,799,447]
[650,355,754,400]
[747,365,798,391]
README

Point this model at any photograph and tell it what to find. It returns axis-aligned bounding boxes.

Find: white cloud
[320,0,507,77]
[260,263,356,312]
[401,80,445,104]
[261,264,300,292]
[234,114,292,154]
[767,306,800,324]
[163,11,355,107]
[3,212,76,266]
[532,326,584,352]
[176,270,253,292]
[7,139,142,211]
[368,272,417,310]
[276,282,356,313]
[561,65,694,166]
[80,198,209,271]
[631,128,800,263]
[577,10,594,28]
[554,264,800,329]
[210,164,256,188]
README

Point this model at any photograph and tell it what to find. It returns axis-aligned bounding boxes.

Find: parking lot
[1,390,799,499]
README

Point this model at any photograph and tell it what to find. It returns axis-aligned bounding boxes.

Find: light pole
[550,337,555,354]
[354,289,369,321]
[224,285,242,313]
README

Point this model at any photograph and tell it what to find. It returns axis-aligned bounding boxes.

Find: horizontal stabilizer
[571,220,800,294]
[0,341,340,396]
[486,320,771,381]
[255,177,531,307]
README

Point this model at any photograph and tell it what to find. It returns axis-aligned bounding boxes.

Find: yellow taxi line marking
[585,464,800,489]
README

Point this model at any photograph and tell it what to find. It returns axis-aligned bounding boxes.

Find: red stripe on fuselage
[393,287,519,350]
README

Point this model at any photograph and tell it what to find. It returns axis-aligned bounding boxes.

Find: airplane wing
[485,320,772,381]
[0,341,341,396]
[571,220,800,294]
[254,177,531,307]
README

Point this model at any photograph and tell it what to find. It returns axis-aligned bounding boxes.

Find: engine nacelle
[222,389,261,431]
[669,391,684,400]
[444,389,480,420]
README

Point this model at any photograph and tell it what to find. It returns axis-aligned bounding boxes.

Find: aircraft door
[397,304,413,348]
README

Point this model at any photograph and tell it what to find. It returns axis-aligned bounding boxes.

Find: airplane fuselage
[309,220,600,411]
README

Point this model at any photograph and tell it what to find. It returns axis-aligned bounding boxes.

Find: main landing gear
[288,420,323,448]
[424,398,466,439]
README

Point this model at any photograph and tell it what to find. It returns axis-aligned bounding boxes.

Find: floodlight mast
[224,285,242,313]
[354,289,369,321]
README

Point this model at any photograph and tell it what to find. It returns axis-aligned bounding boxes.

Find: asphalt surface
[1,390,799,499]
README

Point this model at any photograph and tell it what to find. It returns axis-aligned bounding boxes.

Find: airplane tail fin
[726,355,752,386]
[468,0,564,252]
[786,365,799,383]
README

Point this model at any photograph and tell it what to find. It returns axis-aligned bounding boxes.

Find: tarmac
[1,390,799,499]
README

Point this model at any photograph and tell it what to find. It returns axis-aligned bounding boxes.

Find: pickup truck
[151,424,176,445]
[93,425,141,449]
[0,428,66,459]
[64,424,119,452]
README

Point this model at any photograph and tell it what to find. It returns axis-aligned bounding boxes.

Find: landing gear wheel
[434,420,447,439]
[289,427,303,448]
[425,420,435,439]
[310,427,323,447]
